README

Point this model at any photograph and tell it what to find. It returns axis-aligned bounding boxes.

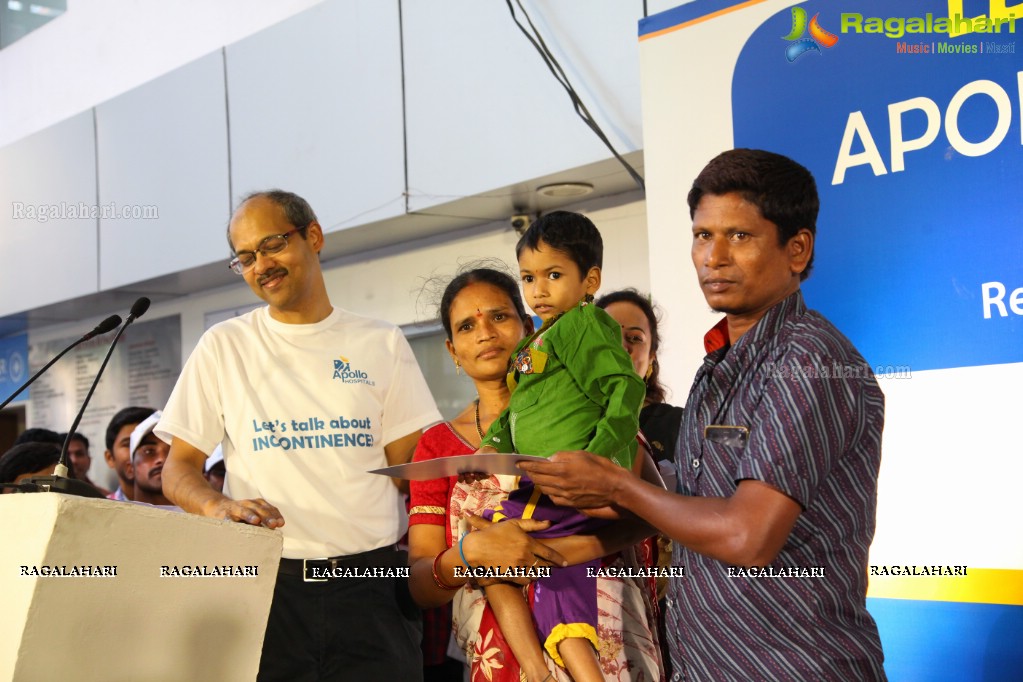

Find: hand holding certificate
[368,452,547,481]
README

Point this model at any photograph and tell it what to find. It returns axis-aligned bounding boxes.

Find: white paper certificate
[368,453,548,481]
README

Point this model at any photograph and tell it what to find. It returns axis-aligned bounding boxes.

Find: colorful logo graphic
[333,355,375,385]
[783,6,839,61]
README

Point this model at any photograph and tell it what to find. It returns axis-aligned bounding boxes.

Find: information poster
[26,315,182,455]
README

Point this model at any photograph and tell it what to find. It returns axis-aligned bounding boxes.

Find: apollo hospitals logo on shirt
[333,355,375,386]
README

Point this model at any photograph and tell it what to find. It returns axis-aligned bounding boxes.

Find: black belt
[278,545,402,582]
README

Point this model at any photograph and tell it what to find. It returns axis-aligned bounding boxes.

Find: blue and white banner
[730,0,1022,372]
[640,1,1022,679]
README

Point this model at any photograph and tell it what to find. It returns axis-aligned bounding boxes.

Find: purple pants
[482,476,608,665]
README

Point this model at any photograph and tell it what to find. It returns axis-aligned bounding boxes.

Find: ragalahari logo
[783,6,839,61]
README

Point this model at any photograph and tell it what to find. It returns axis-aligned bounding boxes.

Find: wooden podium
[0,494,282,682]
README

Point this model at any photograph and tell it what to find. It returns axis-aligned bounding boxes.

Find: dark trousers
[257,550,423,682]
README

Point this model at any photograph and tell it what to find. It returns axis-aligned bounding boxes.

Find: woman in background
[596,289,682,490]
[597,288,684,680]
[408,267,663,682]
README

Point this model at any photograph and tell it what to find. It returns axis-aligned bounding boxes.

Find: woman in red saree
[408,267,663,682]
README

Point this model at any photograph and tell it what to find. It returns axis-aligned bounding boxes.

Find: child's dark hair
[515,211,603,276]
[595,289,667,404]
[439,267,531,341]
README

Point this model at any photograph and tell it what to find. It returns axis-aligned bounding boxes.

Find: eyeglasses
[228,227,305,275]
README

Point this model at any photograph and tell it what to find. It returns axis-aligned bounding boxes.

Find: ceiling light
[536,182,594,198]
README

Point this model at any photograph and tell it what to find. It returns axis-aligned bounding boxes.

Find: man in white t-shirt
[158,190,441,681]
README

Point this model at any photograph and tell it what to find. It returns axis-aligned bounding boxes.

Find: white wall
[640,1,790,396]
[4,1,664,485]
[402,0,643,211]
[0,111,99,309]
[1,0,651,320]
[28,195,648,359]
[96,50,232,289]
[0,0,325,148]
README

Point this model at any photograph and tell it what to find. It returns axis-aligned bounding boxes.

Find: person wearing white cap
[129,410,171,506]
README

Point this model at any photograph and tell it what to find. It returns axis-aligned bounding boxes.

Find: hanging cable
[504,0,645,191]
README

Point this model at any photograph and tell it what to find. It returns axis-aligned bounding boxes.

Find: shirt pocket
[690,436,748,496]
[509,365,569,456]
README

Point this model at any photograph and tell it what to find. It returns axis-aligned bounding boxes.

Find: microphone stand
[15,298,150,499]
[0,315,121,411]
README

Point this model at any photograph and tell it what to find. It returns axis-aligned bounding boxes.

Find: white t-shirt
[156,306,441,558]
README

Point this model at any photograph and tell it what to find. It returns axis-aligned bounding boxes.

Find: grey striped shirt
[667,290,886,681]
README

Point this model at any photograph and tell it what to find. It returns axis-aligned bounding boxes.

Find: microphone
[21,297,151,499]
[127,296,151,323]
[0,314,122,411]
[89,314,124,338]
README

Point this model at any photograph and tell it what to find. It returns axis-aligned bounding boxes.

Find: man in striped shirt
[521,149,886,680]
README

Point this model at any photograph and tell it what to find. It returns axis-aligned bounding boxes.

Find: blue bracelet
[457,533,474,572]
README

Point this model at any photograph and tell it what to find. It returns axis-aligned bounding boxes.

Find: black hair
[105,407,156,452]
[595,289,668,404]
[515,211,603,276]
[0,442,62,488]
[687,148,818,280]
[439,266,531,341]
[227,189,318,252]
[13,428,62,446]
[60,431,89,449]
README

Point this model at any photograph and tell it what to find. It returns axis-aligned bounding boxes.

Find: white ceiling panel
[225,0,406,234]
[96,50,231,289]
[0,110,99,316]
[403,0,645,212]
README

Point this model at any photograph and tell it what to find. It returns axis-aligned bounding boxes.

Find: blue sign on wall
[731,0,1023,373]
[728,3,1023,679]
[0,333,30,402]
